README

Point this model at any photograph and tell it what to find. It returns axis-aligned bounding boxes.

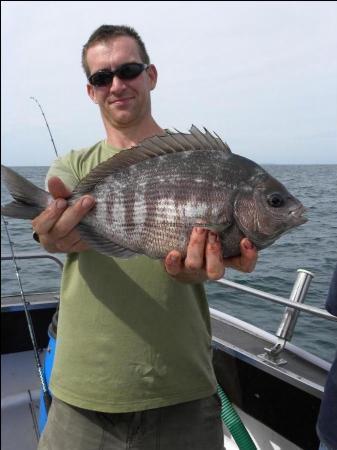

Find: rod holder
[259,269,314,365]
[276,269,314,342]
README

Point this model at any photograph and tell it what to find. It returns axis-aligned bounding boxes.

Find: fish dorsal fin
[189,125,232,153]
[72,126,232,196]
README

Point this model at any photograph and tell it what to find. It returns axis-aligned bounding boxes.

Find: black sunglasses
[88,62,149,87]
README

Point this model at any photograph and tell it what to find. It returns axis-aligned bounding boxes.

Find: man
[35,25,257,450]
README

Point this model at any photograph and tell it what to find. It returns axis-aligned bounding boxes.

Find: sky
[1,1,337,166]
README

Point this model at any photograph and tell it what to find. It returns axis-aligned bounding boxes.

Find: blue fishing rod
[2,97,60,431]
[29,96,61,432]
[1,215,52,423]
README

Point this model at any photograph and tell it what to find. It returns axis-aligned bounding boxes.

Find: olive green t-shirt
[48,140,217,412]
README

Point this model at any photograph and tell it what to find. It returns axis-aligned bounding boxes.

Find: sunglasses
[88,62,149,87]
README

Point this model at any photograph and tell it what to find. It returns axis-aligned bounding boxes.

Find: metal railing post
[260,269,315,365]
[276,269,314,342]
[213,270,336,366]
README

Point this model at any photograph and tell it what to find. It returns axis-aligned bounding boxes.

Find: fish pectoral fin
[78,223,140,258]
[193,222,230,233]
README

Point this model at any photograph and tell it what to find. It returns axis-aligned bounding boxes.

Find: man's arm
[31,176,95,253]
[164,227,258,283]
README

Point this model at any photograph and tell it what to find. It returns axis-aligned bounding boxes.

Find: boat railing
[213,269,336,365]
[2,253,336,365]
[1,252,64,271]
[1,252,63,310]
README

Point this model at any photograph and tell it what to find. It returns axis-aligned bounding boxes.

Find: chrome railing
[214,269,336,365]
[2,253,336,365]
[215,271,336,322]
[1,252,64,270]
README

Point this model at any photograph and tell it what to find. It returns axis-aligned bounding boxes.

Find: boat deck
[1,350,42,450]
[2,293,328,450]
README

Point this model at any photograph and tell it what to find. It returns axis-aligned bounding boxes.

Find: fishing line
[30,96,59,158]
[1,215,52,418]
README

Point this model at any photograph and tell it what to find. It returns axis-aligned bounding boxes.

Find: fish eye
[267,193,285,208]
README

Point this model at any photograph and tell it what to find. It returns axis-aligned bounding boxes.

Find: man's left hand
[164,227,258,283]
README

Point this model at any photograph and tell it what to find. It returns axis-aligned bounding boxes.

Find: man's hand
[31,176,95,253]
[164,227,258,283]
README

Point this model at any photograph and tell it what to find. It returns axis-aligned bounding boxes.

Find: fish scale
[1,126,307,259]
[84,152,228,257]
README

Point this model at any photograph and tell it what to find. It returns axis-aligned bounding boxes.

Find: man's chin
[107,113,139,129]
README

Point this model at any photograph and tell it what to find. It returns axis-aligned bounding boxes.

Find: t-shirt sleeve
[45,156,81,192]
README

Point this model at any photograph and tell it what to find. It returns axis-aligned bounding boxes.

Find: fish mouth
[288,205,308,224]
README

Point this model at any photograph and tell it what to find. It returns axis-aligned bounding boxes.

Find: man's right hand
[31,176,95,253]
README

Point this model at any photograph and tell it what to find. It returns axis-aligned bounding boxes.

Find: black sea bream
[1,126,307,258]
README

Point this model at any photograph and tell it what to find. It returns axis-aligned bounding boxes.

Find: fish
[1,125,307,259]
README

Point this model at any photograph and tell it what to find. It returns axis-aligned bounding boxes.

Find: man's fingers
[239,238,258,272]
[69,241,90,253]
[32,194,95,252]
[205,232,225,280]
[30,176,94,254]
[32,198,68,235]
[32,176,72,235]
[48,176,72,199]
[164,250,183,275]
[184,227,207,271]
[52,230,87,253]
[223,238,258,273]
[47,196,95,240]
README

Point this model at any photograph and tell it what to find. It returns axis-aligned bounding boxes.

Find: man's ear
[147,64,158,91]
[87,84,98,103]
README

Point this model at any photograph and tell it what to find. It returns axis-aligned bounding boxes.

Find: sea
[1,165,337,363]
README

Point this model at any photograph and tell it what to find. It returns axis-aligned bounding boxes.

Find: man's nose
[109,75,127,93]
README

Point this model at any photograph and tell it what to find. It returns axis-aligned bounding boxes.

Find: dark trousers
[37,395,224,450]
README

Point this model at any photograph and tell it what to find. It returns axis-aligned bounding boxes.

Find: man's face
[86,36,157,129]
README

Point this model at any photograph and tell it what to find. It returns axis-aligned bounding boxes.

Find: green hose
[217,384,257,450]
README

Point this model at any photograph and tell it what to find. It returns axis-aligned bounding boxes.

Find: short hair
[82,25,150,79]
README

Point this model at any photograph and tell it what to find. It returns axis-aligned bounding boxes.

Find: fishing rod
[30,96,59,158]
[1,96,59,419]
[1,215,52,417]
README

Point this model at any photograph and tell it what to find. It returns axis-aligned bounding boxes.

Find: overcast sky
[1,1,337,166]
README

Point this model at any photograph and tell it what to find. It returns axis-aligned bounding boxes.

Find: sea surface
[1,165,337,362]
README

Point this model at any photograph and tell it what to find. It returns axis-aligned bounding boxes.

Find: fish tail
[1,165,51,219]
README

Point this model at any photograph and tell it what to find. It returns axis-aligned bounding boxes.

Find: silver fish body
[1,126,307,259]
